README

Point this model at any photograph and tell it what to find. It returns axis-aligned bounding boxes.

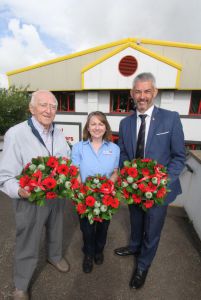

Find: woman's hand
[110,168,119,183]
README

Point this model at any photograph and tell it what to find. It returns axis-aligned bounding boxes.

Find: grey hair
[30,90,58,107]
[132,72,156,88]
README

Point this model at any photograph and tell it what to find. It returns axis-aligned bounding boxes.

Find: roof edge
[7,37,199,76]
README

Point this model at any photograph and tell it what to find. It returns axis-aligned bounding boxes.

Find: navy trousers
[129,204,168,271]
[79,217,110,257]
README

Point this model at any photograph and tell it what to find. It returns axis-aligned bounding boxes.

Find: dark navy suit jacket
[118,106,186,204]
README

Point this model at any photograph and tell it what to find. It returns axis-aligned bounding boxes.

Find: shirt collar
[83,139,109,145]
[31,116,53,135]
[136,105,154,118]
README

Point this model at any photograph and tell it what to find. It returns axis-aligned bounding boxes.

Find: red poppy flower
[42,177,57,189]
[127,167,138,178]
[93,217,103,222]
[70,178,80,189]
[141,158,152,163]
[141,168,150,176]
[46,192,57,199]
[110,198,120,208]
[138,183,147,193]
[120,167,127,175]
[100,181,114,194]
[79,184,89,194]
[69,166,78,176]
[76,203,87,214]
[46,156,58,168]
[57,164,69,175]
[85,196,96,207]
[19,175,30,188]
[102,195,113,206]
[123,188,130,199]
[32,170,43,178]
[148,182,157,192]
[143,200,154,209]
[132,194,142,204]
[28,179,41,191]
[156,187,167,198]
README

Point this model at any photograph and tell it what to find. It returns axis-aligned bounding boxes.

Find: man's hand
[18,187,31,198]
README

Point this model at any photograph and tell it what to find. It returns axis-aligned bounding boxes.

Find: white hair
[30,90,58,107]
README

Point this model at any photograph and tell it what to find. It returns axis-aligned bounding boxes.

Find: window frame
[189,91,201,115]
[110,90,135,114]
[53,91,75,112]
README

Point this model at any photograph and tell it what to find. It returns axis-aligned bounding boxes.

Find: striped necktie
[136,114,147,158]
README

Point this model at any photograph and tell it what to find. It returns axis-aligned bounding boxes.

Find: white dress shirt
[136,105,154,148]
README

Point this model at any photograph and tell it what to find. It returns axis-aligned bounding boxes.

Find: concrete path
[0,191,201,300]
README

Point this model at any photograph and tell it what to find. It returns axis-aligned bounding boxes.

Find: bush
[0,86,30,135]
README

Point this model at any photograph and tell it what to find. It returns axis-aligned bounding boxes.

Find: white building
[7,37,201,148]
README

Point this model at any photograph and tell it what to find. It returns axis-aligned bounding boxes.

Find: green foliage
[0,86,30,135]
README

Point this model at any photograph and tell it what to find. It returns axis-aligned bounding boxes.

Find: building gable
[82,43,181,90]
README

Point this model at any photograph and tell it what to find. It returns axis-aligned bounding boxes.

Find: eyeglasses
[38,103,57,111]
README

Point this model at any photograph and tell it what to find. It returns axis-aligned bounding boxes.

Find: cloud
[0,18,56,88]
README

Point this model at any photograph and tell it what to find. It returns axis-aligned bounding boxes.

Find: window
[189,91,201,115]
[110,91,135,113]
[53,91,75,112]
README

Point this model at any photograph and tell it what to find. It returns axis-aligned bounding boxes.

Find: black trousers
[79,217,110,257]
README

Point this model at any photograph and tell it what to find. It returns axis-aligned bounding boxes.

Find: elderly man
[114,73,185,289]
[0,90,71,300]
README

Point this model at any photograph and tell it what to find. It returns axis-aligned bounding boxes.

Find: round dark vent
[119,55,138,76]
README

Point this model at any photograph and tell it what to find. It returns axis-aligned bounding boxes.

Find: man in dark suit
[114,72,186,289]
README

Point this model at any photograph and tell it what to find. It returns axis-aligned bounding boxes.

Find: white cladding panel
[75,92,88,112]
[174,154,201,240]
[88,92,98,113]
[181,118,201,141]
[98,91,110,113]
[84,48,178,89]
[161,91,191,114]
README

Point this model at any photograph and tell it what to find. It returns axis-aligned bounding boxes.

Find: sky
[0,0,201,88]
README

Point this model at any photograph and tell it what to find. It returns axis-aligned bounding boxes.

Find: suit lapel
[129,113,137,158]
[145,106,160,154]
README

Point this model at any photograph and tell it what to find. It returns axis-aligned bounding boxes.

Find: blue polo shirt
[71,140,120,182]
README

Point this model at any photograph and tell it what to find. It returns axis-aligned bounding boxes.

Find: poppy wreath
[17,156,79,206]
[116,158,170,211]
[72,175,120,224]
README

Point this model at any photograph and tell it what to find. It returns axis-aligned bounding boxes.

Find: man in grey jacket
[0,90,71,300]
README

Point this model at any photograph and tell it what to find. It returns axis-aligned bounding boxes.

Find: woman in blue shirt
[72,111,120,273]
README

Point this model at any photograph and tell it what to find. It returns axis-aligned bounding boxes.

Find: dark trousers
[79,217,110,257]
[129,204,168,271]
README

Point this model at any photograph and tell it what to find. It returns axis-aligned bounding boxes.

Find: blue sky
[0,0,201,88]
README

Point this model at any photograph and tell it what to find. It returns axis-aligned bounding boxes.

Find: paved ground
[0,191,201,300]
